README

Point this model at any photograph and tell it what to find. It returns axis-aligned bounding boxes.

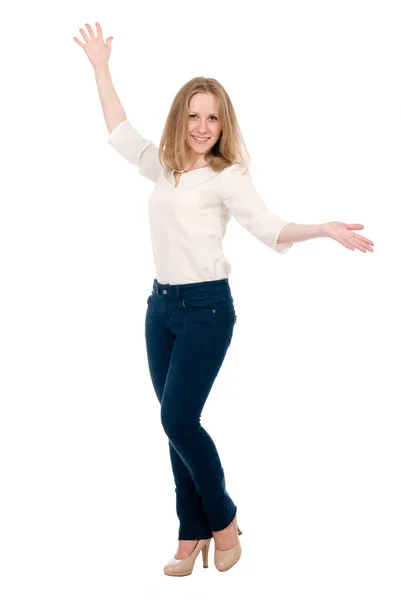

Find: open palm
[322,222,374,252]
[73,22,113,69]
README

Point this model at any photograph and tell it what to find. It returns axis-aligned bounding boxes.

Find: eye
[189,114,218,120]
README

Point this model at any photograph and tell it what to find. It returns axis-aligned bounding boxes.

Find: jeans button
[163,289,167,295]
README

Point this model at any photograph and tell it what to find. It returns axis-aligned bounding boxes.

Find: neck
[183,150,211,171]
[183,160,210,171]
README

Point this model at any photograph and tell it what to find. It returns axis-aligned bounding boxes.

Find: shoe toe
[164,556,184,575]
[214,536,242,572]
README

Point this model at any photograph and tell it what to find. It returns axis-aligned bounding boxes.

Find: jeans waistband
[151,277,232,300]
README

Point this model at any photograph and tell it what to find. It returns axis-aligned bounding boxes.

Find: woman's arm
[73,22,126,133]
[220,165,293,254]
[277,223,322,244]
[278,222,374,252]
[220,165,374,253]
[73,22,161,181]
[94,63,127,134]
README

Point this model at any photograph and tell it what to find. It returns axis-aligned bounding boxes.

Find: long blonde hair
[158,77,250,173]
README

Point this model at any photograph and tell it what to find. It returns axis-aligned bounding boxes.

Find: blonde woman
[73,22,374,577]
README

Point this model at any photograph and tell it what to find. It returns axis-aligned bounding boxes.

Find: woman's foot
[174,518,238,558]
[174,540,199,559]
[212,520,237,551]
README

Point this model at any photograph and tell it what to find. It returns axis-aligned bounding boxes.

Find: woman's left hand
[321,222,374,252]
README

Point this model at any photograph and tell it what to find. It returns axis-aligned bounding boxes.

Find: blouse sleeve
[220,164,293,254]
[107,119,162,182]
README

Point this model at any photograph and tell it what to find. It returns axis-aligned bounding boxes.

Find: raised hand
[321,222,374,252]
[73,22,113,69]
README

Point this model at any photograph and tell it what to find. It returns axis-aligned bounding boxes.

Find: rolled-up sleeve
[107,119,162,182]
[220,165,293,254]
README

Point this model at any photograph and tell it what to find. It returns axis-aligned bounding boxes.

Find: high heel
[214,514,242,572]
[163,538,212,576]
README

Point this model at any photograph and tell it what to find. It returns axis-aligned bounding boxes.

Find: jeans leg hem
[210,506,237,532]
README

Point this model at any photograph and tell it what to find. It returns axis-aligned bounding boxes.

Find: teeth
[193,136,209,141]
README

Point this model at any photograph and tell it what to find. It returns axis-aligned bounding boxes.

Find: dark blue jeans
[144,277,238,540]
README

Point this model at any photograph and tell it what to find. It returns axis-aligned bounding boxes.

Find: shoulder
[220,163,248,176]
[218,163,251,193]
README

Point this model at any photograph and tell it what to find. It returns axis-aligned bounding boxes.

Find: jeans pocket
[182,297,218,349]
[181,295,218,311]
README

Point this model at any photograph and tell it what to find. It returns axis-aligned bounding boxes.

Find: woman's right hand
[73,22,113,69]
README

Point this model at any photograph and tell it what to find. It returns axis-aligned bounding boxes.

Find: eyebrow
[189,111,219,116]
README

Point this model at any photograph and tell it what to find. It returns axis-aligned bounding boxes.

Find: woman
[73,22,374,577]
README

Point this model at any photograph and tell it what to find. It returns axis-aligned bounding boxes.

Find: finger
[346,223,364,230]
[361,241,374,252]
[353,240,367,253]
[340,238,355,250]
[95,21,104,39]
[79,28,90,43]
[352,236,374,253]
[73,36,85,48]
[85,23,96,39]
[356,234,374,246]
[350,232,374,247]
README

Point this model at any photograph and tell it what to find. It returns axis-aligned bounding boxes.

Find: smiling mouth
[191,135,211,144]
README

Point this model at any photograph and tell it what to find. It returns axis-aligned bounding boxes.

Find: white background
[1,1,400,598]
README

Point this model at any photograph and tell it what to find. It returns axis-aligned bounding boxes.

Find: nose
[194,120,210,134]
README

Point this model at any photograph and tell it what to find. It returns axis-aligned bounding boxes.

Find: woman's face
[186,92,222,158]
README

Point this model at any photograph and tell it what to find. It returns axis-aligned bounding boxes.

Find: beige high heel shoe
[214,514,243,572]
[163,538,212,576]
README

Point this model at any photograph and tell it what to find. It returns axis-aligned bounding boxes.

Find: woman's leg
[159,295,237,537]
[145,293,213,540]
[145,279,238,540]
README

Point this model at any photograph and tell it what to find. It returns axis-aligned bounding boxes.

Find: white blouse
[108,119,293,285]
